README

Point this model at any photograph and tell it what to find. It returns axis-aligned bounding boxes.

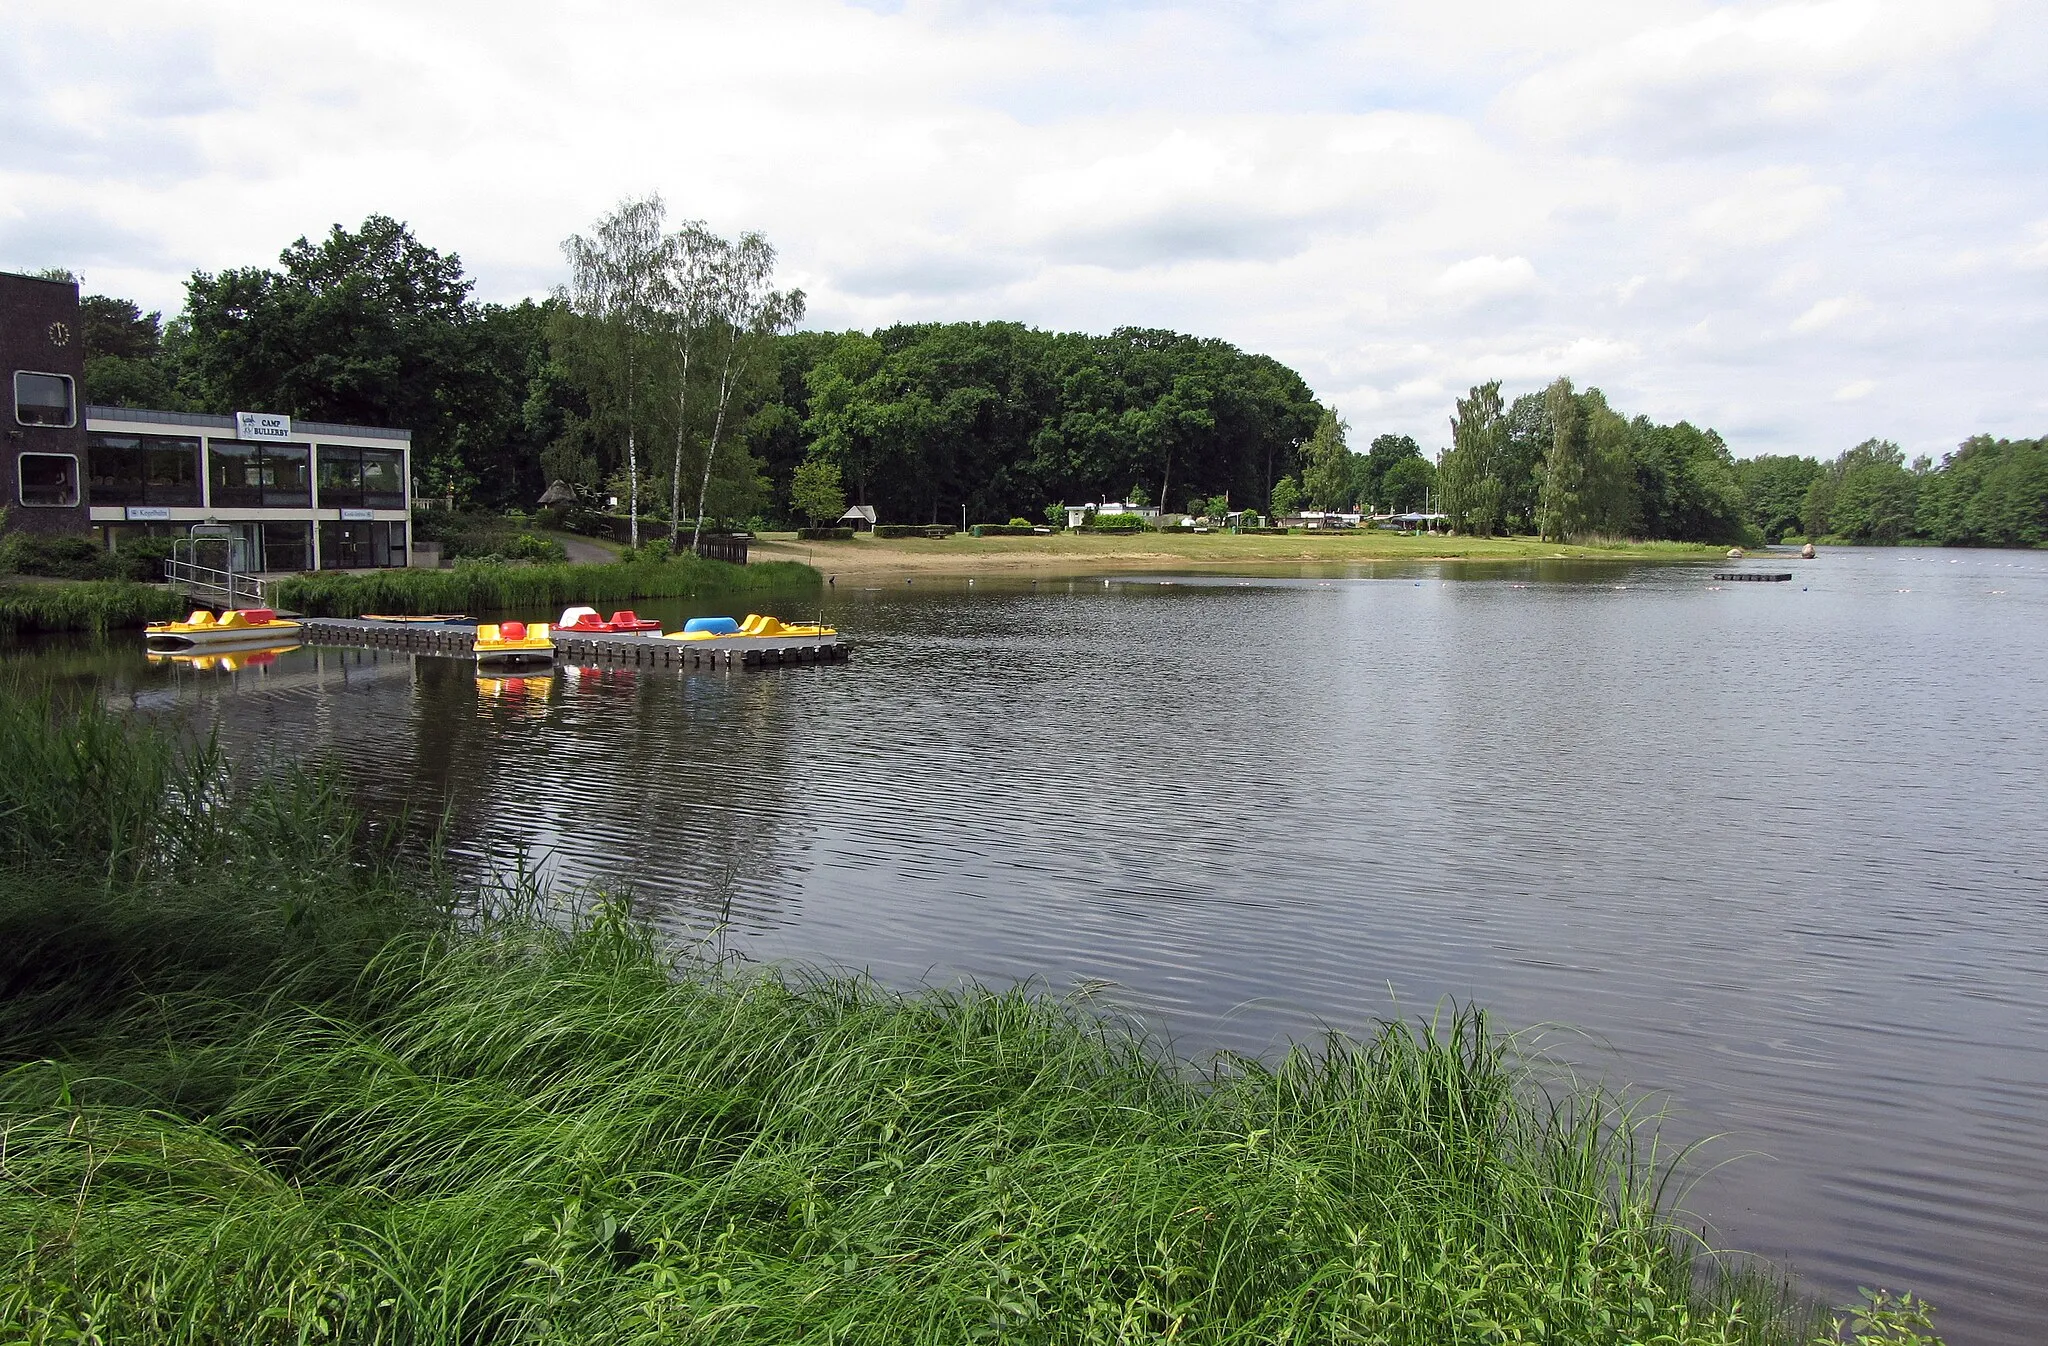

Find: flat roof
[85,404,411,442]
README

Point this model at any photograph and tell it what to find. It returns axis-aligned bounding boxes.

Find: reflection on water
[12,547,2048,1345]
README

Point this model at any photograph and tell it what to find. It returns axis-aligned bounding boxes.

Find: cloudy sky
[4,0,2043,456]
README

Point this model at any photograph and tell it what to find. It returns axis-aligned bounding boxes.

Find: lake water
[14,545,2048,1343]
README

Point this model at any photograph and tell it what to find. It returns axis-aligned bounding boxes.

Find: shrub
[0,580,183,634]
[796,527,855,541]
[1007,517,1034,528]
[0,533,110,581]
[1087,512,1149,531]
[873,524,957,539]
[969,524,1042,537]
[411,510,574,563]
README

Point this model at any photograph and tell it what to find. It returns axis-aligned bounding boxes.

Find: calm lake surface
[12,545,2048,1343]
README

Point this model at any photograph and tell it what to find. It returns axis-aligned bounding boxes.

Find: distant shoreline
[752,531,1725,578]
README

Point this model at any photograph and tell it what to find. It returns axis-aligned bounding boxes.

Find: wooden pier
[295,618,851,670]
[1711,572,1794,582]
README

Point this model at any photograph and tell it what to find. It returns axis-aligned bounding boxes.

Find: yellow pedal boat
[663,613,836,642]
[474,620,555,664]
[145,608,303,652]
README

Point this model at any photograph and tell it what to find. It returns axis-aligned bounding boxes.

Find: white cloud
[1790,295,1870,333]
[1834,379,1878,401]
[1433,255,1536,299]
[0,0,2043,458]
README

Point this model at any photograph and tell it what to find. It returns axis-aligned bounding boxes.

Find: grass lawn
[754,530,1727,577]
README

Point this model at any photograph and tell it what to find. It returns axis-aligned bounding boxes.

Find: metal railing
[163,556,269,609]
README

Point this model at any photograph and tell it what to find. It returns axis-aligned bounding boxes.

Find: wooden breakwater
[1711,572,1794,582]
[296,618,851,670]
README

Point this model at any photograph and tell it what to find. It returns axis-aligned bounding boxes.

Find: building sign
[339,508,375,520]
[234,411,292,440]
[125,506,173,521]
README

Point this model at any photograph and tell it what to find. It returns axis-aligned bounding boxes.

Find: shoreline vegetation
[0,578,184,636]
[757,530,1728,577]
[0,556,820,634]
[0,697,1942,1344]
[270,554,818,618]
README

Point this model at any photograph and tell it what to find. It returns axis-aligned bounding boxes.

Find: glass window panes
[260,521,311,572]
[208,440,311,508]
[13,372,75,427]
[319,445,406,510]
[317,445,364,506]
[262,443,310,506]
[88,433,201,506]
[361,449,405,508]
[17,452,79,506]
[208,440,262,508]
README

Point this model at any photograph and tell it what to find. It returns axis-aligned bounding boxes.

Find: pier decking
[295,618,850,669]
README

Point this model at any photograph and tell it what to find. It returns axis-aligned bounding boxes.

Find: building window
[208,439,311,507]
[13,371,76,428]
[318,444,407,510]
[260,520,312,572]
[17,452,80,507]
[319,518,407,570]
[87,432,203,507]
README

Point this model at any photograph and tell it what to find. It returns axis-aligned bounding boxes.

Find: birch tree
[691,232,805,550]
[657,221,719,545]
[562,196,664,547]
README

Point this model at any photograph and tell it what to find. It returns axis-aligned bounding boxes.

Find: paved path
[548,531,619,565]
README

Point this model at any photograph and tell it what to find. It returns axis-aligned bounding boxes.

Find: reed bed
[0,697,1934,1345]
[0,580,184,636]
[270,556,820,618]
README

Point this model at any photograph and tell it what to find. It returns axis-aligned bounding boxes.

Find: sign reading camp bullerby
[234,411,291,440]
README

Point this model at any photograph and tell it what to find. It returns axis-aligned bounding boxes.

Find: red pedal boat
[556,606,663,634]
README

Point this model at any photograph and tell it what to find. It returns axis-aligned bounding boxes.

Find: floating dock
[295,618,850,669]
[1711,572,1794,582]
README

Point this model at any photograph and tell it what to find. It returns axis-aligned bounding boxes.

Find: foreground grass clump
[0,699,1937,1344]
[0,578,184,635]
[269,554,819,617]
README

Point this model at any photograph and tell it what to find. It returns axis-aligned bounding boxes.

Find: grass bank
[271,555,820,618]
[756,531,1725,578]
[0,698,1939,1345]
[0,578,184,636]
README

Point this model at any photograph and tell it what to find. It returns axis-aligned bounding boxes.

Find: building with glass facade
[6,269,413,571]
[84,406,411,570]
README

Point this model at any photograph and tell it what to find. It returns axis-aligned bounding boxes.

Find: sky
[3,0,2044,458]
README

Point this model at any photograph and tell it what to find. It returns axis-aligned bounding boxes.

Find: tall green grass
[0,697,1938,1345]
[270,556,819,617]
[0,579,185,636]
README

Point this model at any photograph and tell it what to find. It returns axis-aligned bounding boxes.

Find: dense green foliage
[0,580,184,635]
[270,556,817,618]
[408,509,570,564]
[60,214,2044,548]
[0,697,1950,1345]
[1435,379,1745,544]
[790,322,1322,525]
[0,531,175,584]
[1733,436,2048,547]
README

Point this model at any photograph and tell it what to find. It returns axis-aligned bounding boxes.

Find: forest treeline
[63,209,2045,547]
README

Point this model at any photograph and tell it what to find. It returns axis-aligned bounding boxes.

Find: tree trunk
[691,342,741,553]
[668,345,693,546]
[625,349,639,549]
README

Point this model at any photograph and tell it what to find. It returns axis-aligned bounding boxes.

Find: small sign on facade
[125,505,173,521]
[339,508,375,520]
[234,411,292,440]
